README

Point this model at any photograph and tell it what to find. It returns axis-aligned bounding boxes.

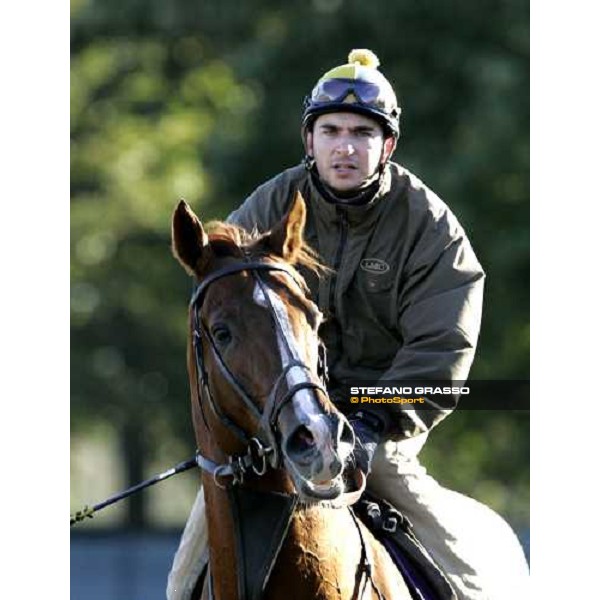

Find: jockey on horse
[168,49,529,599]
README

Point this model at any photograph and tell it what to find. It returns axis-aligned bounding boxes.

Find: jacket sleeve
[380,207,485,440]
[226,172,293,233]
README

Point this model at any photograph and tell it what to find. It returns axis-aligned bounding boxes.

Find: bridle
[190,255,329,487]
[73,245,381,600]
[71,252,370,545]
[70,254,333,526]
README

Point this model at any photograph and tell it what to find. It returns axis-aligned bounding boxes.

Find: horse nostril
[286,425,316,458]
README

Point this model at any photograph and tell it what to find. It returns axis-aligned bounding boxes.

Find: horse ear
[172,200,211,276]
[267,191,307,263]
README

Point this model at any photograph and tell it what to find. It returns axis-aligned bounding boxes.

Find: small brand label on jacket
[360,258,390,274]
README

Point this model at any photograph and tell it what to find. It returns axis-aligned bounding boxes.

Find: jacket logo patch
[360,258,390,274]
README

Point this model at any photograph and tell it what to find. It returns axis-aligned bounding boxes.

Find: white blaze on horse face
[253,279,338,473]
[253,280,320,408]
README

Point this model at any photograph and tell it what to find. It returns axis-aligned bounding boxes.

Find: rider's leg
[367,435,529,600]
[167,487,209,600]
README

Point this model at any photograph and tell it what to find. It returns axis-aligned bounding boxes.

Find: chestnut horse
[172,194,412,600]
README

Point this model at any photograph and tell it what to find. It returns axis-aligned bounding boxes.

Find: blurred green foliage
[71,0,529,529]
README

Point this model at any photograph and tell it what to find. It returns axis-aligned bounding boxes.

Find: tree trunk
[120,419,146,528]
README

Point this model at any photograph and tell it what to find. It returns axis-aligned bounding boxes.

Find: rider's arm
[226,167,303,232]
[380,205,485,440]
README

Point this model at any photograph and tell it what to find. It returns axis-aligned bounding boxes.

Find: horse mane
[204,221,329,282]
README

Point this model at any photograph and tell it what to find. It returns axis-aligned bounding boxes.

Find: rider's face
[306,112,393,193]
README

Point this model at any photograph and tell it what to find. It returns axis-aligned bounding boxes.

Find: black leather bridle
[190,256,329,485]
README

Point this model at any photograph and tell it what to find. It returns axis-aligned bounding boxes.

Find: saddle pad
[381,537,439,600]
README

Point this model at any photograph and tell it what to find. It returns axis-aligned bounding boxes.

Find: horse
[171,193,415,600]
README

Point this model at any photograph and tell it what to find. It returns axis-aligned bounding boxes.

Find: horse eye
[211,324,232,346]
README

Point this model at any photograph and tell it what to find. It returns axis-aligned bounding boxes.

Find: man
[168,49,528,599]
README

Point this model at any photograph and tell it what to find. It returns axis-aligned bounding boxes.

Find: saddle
[354,491,457,600]
[196,485,457,600]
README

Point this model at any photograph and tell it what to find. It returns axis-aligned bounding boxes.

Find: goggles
[309,78,396,114]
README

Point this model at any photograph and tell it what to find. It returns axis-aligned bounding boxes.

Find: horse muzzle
[280,409,355,500]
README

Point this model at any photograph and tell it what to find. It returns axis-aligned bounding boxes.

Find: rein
[70,456,198,526]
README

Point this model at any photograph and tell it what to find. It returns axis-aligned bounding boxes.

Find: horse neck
[201,477,238,600]
[198,406,297,600]
[271,503,367,599]
[273,504,411,599]
[203,475,378,600]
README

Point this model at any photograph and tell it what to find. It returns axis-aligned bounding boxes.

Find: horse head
[172,192,355,501]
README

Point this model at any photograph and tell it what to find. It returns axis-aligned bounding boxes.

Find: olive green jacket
[227,162,485,439]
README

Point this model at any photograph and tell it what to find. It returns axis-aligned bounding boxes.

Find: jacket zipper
[328,209,349,317]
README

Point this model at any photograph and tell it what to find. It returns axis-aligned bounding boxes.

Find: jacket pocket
[355,269,398,335]
[362,271,394,294]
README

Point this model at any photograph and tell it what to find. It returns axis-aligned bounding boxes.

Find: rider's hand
[348,411,386,475]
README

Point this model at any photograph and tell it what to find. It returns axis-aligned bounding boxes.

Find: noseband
[190,257,329,485]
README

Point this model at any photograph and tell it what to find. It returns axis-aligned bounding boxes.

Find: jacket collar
[307,164,393,228]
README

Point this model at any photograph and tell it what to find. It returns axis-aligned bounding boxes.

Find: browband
[190,262,301,309]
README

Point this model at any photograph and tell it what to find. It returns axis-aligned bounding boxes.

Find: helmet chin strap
[303,154,316,171]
